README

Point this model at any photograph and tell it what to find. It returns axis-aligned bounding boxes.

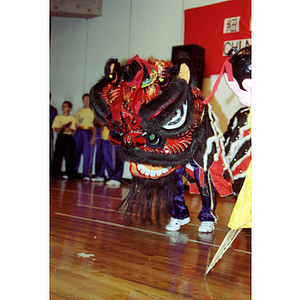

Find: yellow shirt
[75,108,95,128]
[51,115,76,135]
[102,126,110,140]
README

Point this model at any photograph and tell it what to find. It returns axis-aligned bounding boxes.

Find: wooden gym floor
[50,179,251,300]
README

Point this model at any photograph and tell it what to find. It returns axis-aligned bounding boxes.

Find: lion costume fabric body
[89,55,246,225]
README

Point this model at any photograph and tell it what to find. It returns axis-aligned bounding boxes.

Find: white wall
[50,0,243,177]
[50,0,185,112]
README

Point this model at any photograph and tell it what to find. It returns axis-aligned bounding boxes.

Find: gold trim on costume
[77,126,93,130]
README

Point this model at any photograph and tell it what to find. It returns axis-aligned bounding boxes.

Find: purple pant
[170,167,190,220]
[170,162,218,223]
[74,129,93,178]
[93,128,124,181]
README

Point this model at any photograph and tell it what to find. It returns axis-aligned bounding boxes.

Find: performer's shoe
[91,176,104,182]
[106,180,121,187]
[198,221,215,233]
[83,177,91,181]
[165,217,190,231]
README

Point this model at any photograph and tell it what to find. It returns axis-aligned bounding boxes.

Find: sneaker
[106,180,121,187]
[62,175,69,180]
[83,177,91,181]
[91,176,104,182]
[165,217,190,231]
[198,221,215,233]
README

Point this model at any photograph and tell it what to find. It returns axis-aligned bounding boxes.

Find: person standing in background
[51,101,76,180]
[90,118,105,182]
[50,93,57,165]
[73,93,96,181]
[91,119,124,186]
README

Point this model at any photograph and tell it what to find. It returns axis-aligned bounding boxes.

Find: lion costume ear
[104,58,119,76]
[178,63,190,84]
[110,63,115,73]
[174,58,198,87]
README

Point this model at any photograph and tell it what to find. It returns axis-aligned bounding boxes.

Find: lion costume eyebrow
[146,91,179,121]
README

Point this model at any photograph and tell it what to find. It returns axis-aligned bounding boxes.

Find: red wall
[184,0,251,77]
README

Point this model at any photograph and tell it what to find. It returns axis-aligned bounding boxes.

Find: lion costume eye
[108,72,118,84]
[162,101,188,130]
[148,133,160,145]
[158,76,170,88]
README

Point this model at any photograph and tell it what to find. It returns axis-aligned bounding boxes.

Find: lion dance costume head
[90,55,232,225]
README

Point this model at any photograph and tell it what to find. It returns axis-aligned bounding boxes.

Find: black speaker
[171,44,205,90]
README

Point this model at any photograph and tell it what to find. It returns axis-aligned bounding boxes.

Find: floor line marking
[77,203,118,213]
[233,249,251,254]
[53,212,251,255]
[75,204,245,235]
[54,212,218,247]
[50,187,125,201]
